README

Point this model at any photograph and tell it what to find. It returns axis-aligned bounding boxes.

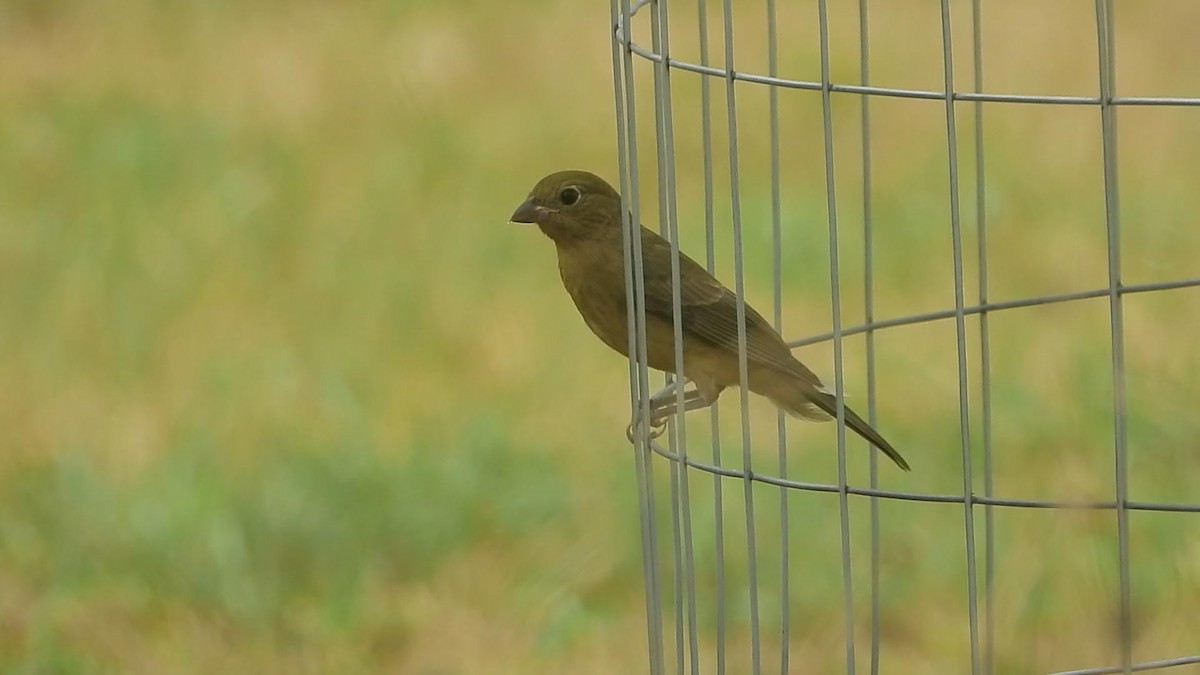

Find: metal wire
[935,1,982,671]
[647,2,703,672]
[692,0,726,671]
[855,1,886,672]
[612,2,664,673]
[1051,655,1200,675]
[717,0,763,670]
[969,0,997,671]
[611,1,1200,673]
[640,438,1200,513]
[764,1,790,671]
[615,35,1200,108]
[813,0,858,670]
[787,278,1200,350]
[1093,2,1134,673]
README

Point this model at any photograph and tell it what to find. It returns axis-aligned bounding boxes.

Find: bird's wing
[635,228,824,388]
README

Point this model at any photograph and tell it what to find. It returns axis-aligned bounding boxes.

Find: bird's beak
[509,198,553,224]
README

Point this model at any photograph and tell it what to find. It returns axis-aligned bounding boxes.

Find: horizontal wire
[644,439,1200,513]
[1049,654,1200,675]
[613,40,1200,107]
[787,277,1200,349]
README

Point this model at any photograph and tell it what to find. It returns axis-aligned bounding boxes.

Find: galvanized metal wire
[611,1,1200,674]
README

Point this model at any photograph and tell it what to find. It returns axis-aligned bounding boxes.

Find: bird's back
[633,227,824,385]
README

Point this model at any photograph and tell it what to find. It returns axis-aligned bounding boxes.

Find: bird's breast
[557,247,632,357]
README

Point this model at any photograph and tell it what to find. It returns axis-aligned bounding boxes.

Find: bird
[509,170,910,471]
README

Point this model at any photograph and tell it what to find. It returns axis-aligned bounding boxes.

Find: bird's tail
[757,371,911,471]
[808,391,910,471]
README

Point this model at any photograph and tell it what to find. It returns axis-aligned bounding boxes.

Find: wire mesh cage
[610,0,1200,673]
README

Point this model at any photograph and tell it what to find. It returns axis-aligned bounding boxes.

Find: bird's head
[509,170,622,244]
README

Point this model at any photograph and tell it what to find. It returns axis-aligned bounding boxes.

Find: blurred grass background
[1,0,1197,673]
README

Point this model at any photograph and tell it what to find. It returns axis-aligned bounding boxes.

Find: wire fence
[610,0,1200,673]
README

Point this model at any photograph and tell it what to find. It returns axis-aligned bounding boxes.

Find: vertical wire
[815,0,857,671]
[719,0,762,671]
[811,0,859,667]
[968,1,995,673]
[650,0,702,670]
[647,7,686,671]
[1092,1,1132,672]
[936,1,981,672]
[614,2,665,672]
[855,0,883,672]
[695,0,726,671]
[763,0,790,671]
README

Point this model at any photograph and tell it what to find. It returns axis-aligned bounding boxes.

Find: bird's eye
[559,186,581,206]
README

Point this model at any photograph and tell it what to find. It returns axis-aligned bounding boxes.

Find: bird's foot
[625,419,668,443]
[626,411,669,442]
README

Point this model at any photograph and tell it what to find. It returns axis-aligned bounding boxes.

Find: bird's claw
[626,413,668,442]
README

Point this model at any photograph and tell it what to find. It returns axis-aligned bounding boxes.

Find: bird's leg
[626,380,726,443]
[646,379,681,408]
[628,381,677,441]
[627,379,698,441]
[654,380,724,423]
[647,388,709,426]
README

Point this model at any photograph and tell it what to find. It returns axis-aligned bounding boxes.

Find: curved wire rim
[1049,654,1200,675]
[613,3,1200,108]
[787,277,1200,348]
[644,436,1200,513]
[639,275,1200,513]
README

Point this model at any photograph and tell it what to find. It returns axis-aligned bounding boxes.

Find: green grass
[0,418,575,673]
[1,1,1198,673]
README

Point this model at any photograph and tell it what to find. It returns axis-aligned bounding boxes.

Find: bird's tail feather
[758,372,911,471]
[808,390,910,471]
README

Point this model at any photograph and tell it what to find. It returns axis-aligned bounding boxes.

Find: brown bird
[509,170,910,471]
